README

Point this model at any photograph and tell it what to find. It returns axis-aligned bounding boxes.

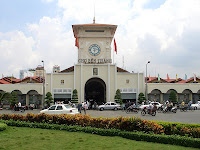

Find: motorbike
[162,106,177,113]
[125,105,139,113]
[141,106,157,116]
[12,106,26,113]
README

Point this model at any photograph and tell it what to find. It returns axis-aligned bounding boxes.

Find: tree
[138,92,146,104]
[71,89,78,104]
[0,92,9,108]
[169,91,177,104]
[114,89,122,105]
[45,92,53,107]
[8,91,18,107]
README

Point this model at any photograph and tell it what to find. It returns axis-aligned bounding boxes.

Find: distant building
[53,65,60,73]
[35,65,45,77]
[19,66,45,79]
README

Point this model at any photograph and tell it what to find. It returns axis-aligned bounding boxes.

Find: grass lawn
[0,127,198,150]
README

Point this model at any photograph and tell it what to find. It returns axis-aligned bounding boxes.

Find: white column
[26,94,29,106]
[74,64,76,89]
[51,73,53,99]
[143,72,145,94]
[81,63,83,103]
[137,72,140,104]
[108,63,110,102]
[115,64,117,92]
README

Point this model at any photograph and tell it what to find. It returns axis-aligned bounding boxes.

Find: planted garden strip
[0,113,200,138]
[1,119,200,149]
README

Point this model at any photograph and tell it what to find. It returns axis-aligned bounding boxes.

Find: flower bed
[0,113,200,138]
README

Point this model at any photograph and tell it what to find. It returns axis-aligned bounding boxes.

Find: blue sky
[0,0,200,79]
[0,0,58,32]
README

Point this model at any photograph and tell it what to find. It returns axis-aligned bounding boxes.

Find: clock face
[89,44,101,56]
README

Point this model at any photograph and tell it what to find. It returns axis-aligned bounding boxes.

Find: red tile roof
[0,77,44,84]
[0,79,11,84]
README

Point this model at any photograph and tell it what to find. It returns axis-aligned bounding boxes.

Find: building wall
[148,83,200,93]
[46,73,74,96]
[45,64,145,103]
[0,83,43,94]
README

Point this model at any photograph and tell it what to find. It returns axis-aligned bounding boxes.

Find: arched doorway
[149,89,161,102]
[27,90,42,108]
[164,89,178,102]
[11,90,25,105]
[85,78,106,105]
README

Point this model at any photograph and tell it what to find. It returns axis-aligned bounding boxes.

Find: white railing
[120,88,137,93]
[53,88,72,94]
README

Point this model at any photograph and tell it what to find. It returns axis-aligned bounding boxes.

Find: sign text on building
[78,59,112,64]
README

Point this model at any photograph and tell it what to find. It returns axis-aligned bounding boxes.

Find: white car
[191,101,200,110]
[139,102,163,110]
[40,104,79,115]
[98,102,120,111]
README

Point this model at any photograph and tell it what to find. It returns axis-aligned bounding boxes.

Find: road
[0,109,200,124]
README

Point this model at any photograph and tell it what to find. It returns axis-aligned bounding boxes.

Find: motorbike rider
[167,101,173,111]
[148,102,153,114]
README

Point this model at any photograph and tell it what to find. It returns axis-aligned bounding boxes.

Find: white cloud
[1,0,200,79]
[0,31,39,77]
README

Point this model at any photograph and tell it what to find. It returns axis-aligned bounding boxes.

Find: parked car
[191,101,200,110]
[98,102,120,111]
[139,102,163,110]
[40,104,79,115]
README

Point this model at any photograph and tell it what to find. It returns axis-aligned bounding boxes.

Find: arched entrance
[149,89,161,102]
[27,90,42,108]
[85,78,106,105]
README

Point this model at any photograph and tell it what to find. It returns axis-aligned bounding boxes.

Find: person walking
[83,102,87,115]
[78,103,82,114]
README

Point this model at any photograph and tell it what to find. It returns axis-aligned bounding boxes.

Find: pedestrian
[188,100,192,110]
[94,101,97,110]
[78,103,82,114]
[18,102,21,110]
[83,102,87,115]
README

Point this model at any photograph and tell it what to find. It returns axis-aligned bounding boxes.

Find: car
[40,104,79,115]
[191,101,200,110]
[139,102,163,110]
[98,102,120,111]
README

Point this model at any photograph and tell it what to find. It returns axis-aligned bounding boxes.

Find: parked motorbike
[141,106,157,116]
[162,106,177,113]
[125,105,139,113]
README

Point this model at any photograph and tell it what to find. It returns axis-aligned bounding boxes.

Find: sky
[0,0,200,79]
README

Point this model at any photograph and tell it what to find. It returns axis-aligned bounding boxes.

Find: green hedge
[0,123,7,131]
[0,113,200,138]
[1,119,200,148]
[155,121,200,137]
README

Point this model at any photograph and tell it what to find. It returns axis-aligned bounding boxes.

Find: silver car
[191,101,200,110]
[98,102,120,111]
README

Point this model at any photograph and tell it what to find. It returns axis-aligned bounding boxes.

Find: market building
[0,21,200,108]
[45,22,145,105]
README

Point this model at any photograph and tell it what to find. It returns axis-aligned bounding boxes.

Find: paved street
[0,109,200,124]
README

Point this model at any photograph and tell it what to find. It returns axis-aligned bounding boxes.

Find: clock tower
[72,23,117,64]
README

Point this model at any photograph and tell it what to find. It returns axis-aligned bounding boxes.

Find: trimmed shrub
[0,123,7,131]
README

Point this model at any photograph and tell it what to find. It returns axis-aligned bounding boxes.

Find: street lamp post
[146,61,150,101]
[42,60,45,108]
